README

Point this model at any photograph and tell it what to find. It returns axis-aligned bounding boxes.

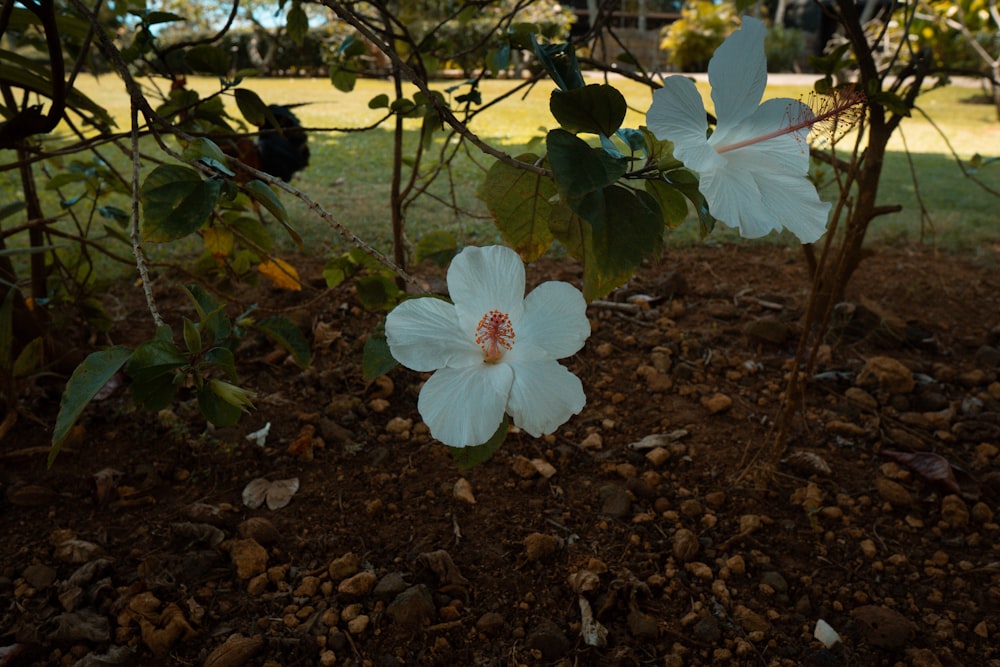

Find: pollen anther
[475,309,515,362]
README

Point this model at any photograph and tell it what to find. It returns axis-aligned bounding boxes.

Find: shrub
[660,1,740,71]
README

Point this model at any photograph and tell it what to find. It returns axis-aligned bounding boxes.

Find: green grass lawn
[3,73,998,272]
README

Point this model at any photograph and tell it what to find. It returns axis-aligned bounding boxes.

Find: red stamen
[475,309,515,363]
[715,87,866,155]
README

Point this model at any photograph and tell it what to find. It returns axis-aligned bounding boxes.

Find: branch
[323,1,551,178]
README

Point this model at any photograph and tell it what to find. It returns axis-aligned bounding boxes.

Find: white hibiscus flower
[385,245,590,448]
[646,15,832,243]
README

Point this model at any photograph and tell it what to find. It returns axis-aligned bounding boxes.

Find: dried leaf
[171,522,225,547]
[92,468,123,504]
[627,430,688,450]
[258,258,302,291]
[287,425,316,460]
[785,451,831,476]
[579,597,608,647]
[242,477,299,510]
[881,450,979,499]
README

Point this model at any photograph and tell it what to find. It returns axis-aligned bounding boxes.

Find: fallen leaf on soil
[242,477,299,510]
[287,424,316,460]
[204,633,263,667]
[91,467,123,504]
[53,539,103,563]
[171,522,225,547]
[49,610,111,642]
[567,570,601,595]
[628,430,688,450]
[850,604,916,650]
[416,549,468,586]
[578,597,608,647]
[785,451,832,476]
[453,478,476,504]
[139,602,197,657]
[69,646,138,667]
[881,450,980,500]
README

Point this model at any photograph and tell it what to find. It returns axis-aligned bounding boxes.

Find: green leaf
[130,370,179,411]
[204,346,237,379]
[182,317,202,356]
[254,316,311,367]
[531,38,584,91]
[640,127,683,169]
[664,169,715,236]
[488,43,511,75]
[138,10,185,26]
[0,201,25,223]
[125,338,187,384]
[198,381,245,427]
[594,186,663,274]
[184,284,219,322]
[546,129,626,200]
[338,33,367,58]
[243,180,287,224]
[645,179,689,229]
[12,337,43,377]
[183,138,234,176]
[243,180,301,246]
[362,327,398,380]
[548,205,633,302]
[185,45,230,76]
[414,231,458,267]
[234,88,269,125]
[451,417,508,469]
[286,0,308,46]
[550,84,627,136]
[476,154,556,262]
[330,63,357,93]
[50,346,132,466]
[368,94,390,109]
[355,274,403,311]
[140,165,221,242]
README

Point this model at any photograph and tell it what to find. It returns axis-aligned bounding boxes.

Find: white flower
[385,245,590,448]
[646,16,831,243]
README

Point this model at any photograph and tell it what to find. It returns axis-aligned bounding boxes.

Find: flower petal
[505,359,585,437]
[647,77,725,176]
[448,245,526,333]
[514,281,590,360]
[386,297,482,372]
[708,16,767,128]
[709,99,830,242]
[700,146,830,242]
[418,364,513,448]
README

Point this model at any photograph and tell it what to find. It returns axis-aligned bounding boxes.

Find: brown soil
[2,244,999,667]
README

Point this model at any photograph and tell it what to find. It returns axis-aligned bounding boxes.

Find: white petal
[647,77,725,176]
[418,364,513,448]
[515,281,590,360]
[448,245,526,333]
[708,16,767,128]
[505,360,585,437]
[386,297,482,372]
[759,170,831,243]
[700,146,830,242]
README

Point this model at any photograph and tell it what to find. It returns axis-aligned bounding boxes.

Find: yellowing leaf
[202,227,234,260]
[258,258,301,291]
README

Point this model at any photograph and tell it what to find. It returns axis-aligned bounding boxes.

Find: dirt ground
[2,243,999,667]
